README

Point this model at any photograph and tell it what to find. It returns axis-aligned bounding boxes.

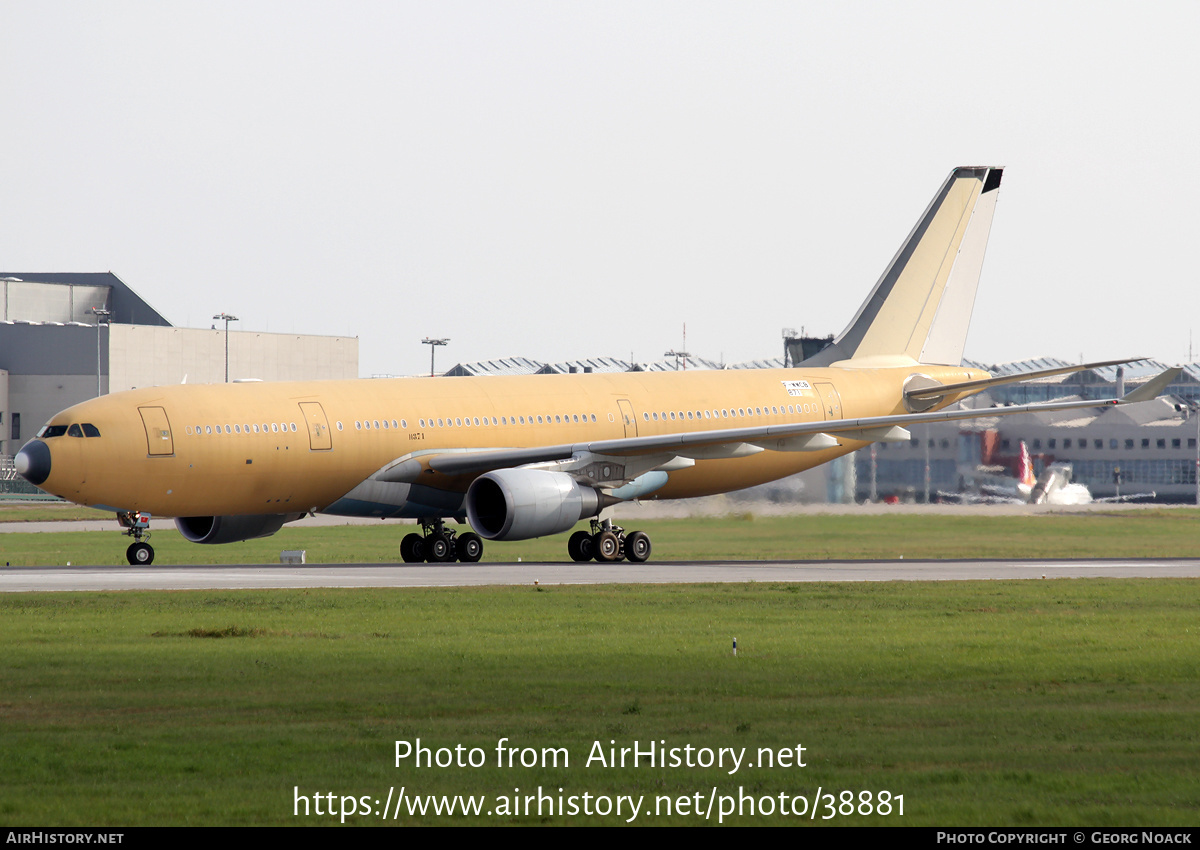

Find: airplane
[944,440,1095,505]
[13,166,1178,566]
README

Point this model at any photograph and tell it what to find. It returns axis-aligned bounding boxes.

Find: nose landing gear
[568,518,652,563]
[117,511,154,565]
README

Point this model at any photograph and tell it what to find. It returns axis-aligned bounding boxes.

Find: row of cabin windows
[58,400,829,443]
[350,402,827,432]
[351,404,823,430]
[186,423,298,436]
[645,402,822,422]
[348,412,609,427]
[344,414,601,430]
[418,414,598,427]
[187,414,610,435]
[37,423,101,438]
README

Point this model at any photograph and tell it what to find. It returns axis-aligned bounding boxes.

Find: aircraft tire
[126,541,154,566]
[400,533,424,563]
[457,532,483,563]
[593,530,620,562]
[625,531,651,563]
[567,530,593,562]
[427,534,455,563]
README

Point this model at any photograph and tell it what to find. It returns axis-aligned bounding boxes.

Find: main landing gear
[568,518,652,563]
[400,518,483,564]
[117,511,154,565]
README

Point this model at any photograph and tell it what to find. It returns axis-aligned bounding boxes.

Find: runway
[2,558,1199,592]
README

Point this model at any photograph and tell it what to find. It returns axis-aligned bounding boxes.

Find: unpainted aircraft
[14,167,1174,564]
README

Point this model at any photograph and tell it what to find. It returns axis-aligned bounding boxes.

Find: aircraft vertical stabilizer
[1017,440,1036,495]
[803,166,1003,367]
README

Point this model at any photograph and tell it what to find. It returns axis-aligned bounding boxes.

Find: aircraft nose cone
[14,440,51,486]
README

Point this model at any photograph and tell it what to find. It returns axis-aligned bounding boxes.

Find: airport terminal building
[0,273,357,472]
[851,364,1200,503]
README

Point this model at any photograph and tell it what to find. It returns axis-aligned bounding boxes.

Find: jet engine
[466,469,601,541]
[175,513,304,544]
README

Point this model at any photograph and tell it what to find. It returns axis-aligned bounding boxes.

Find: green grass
[2,580,1199,825]
[1,508,1198,565]
[0,502,111,523]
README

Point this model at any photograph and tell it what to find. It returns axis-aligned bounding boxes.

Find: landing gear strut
[568,518,652,563]
[400,518,484,564]
[117,511,154,565]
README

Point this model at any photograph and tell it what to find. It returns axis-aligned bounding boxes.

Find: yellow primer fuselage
[35,363,984,518]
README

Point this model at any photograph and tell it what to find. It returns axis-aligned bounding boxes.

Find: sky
[2,1,1197,377]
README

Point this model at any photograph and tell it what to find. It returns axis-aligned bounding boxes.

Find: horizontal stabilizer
[904,357,1149,402]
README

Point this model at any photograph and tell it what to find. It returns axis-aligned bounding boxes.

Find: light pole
[422,338,449,377]
[212,313,239,382]
[91,307,111,396]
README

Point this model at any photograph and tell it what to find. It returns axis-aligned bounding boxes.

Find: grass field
[2,509,1198,826]
[2,507,1199,565]
[2,580,1198,826]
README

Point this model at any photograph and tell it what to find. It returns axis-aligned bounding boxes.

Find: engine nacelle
[466,469,601,541]
[175,513,303,544]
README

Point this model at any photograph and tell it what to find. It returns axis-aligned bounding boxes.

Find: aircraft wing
[372,369,1179,488]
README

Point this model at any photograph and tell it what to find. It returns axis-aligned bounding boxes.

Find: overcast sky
[3,1,1197,377]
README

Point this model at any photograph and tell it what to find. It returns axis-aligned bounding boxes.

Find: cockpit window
[37,425,69,438]
[82,423,101,437]
[67,424,84,437]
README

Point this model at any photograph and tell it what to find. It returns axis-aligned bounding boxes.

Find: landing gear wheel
[567,530,594,562]
[400,533,425,563]
[457,532,483,563]
[427,534,455,563]
[625,531,651,563]
[594,530,621,562]
[126,541,154,566]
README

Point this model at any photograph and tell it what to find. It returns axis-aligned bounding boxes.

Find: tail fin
[1018,440,1036,492]
[803,166,1003,367]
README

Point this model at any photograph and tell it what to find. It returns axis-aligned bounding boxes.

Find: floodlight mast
[422,337,449,378]
[91,307,111,396]
[212,313,239,382]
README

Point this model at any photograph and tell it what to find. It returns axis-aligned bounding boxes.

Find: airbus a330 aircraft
[14,166,1174,565]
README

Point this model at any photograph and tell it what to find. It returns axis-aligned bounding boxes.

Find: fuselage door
[814,382,843,421]
[138,406,174,456]
[616,399,638,438]
[298,402,333,451]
